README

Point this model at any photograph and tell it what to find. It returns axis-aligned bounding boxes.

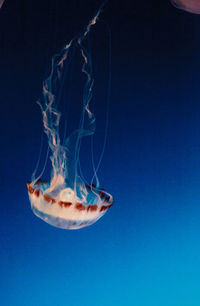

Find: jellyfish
[27,4,113,230]
[170,0,200,14]
[0,0,5,9]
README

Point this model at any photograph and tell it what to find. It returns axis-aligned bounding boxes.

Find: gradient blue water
[1,1,200,305]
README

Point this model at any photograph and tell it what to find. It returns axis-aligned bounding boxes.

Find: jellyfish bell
[170,0,200,14]
[27,179,113,230]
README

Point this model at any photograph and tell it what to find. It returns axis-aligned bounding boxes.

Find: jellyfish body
[170,0,200,14]
[27,181,113,229]
[27,4,113,229]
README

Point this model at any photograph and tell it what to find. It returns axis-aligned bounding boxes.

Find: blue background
[1,1,200,305]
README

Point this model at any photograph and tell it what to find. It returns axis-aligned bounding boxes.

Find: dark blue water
[1,1,200,305]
